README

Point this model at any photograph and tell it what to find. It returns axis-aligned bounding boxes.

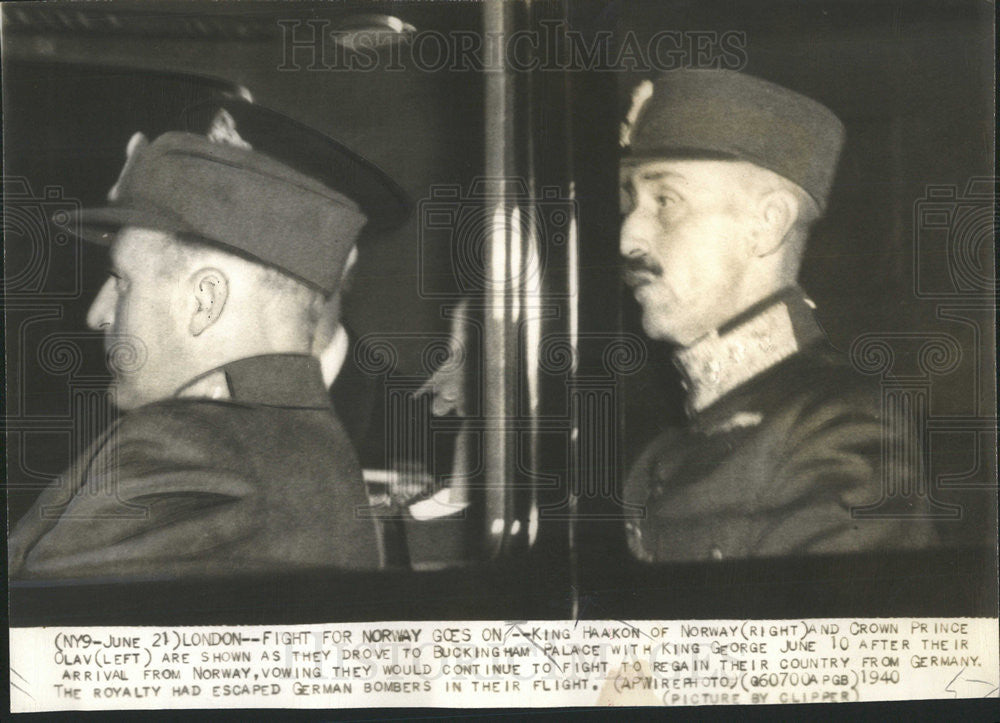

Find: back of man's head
[153,232,327,355]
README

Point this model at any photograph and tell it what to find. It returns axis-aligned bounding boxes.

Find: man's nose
[620,207,658,260]
[86,278,115,331]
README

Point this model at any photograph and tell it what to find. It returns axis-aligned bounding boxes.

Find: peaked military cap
[63,96,409,294]
[620,70,846,210]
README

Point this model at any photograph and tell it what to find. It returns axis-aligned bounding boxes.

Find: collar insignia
[675,301,801,413]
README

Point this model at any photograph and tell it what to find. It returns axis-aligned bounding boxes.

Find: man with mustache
[619,70,938,562]
[9,98,407,579]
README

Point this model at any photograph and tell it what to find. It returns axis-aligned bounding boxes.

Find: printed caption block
[10,618,998,711]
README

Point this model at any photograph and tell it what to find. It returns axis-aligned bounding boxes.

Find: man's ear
[750,188,798,258]
[189,268,229,336]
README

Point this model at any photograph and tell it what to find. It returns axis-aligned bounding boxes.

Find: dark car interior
[4,0,996,626]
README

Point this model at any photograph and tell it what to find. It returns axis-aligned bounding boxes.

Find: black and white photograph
[4,0,997,715]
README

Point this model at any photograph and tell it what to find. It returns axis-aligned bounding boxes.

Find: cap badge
[620,79,653,148]
[107,131,149,202]
[207,109,253,151]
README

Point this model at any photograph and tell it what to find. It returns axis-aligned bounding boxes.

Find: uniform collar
[673,286,824,415]
[175,353,331,408]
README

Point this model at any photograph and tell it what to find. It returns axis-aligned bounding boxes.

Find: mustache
[621,257,663,285]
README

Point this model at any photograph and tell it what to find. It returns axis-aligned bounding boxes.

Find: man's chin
[640,311,681,345]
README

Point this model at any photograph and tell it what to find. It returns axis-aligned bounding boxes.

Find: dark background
[3,1,996,573]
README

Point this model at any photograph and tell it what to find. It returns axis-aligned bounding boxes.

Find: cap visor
[58,205,199,246]
[183,98,411,231]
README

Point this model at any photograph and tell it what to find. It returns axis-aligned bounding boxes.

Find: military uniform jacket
[9,354,381,580]
[624,288,939,563]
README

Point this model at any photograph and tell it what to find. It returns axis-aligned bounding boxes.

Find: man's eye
[620,185,637,215]
[107,270,128,290]
[655,193,678,208]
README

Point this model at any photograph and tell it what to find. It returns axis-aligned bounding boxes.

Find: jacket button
[710,547,723,561]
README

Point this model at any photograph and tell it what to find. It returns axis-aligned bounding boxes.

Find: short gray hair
[253,264,326,332]
[151,232,326,334]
